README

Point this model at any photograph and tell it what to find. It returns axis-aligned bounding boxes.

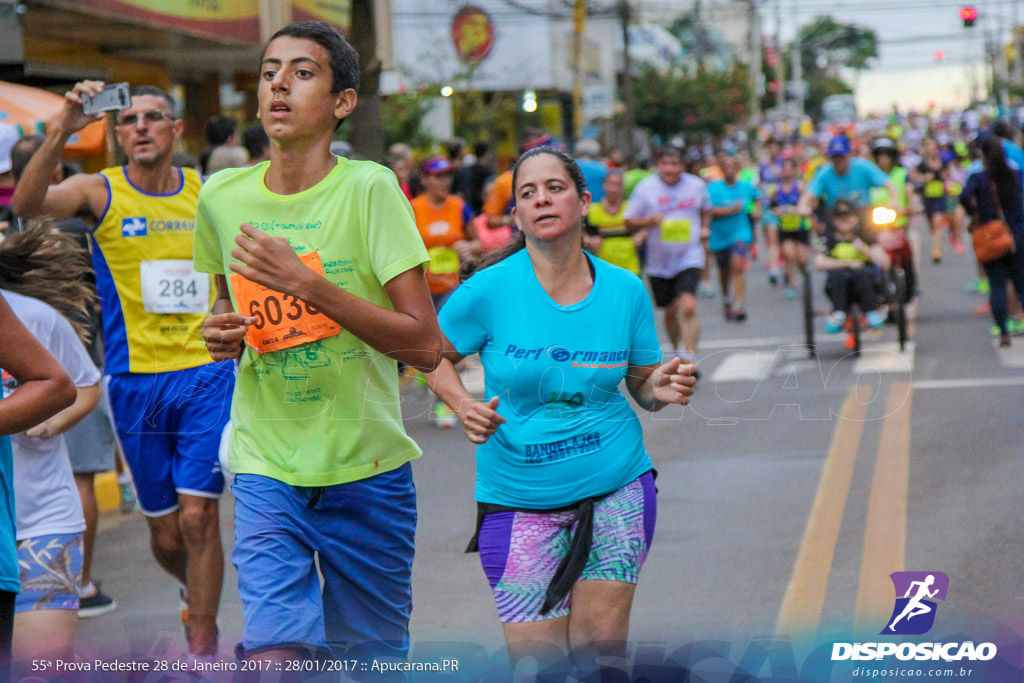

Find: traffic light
[960,7,977,27]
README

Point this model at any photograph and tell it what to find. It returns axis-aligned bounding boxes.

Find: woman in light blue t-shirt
[426,146,695,675]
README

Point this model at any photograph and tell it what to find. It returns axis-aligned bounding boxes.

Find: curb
[94,470,120,513]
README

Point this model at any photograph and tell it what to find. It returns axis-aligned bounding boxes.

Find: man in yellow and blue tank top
[12,83,230,659]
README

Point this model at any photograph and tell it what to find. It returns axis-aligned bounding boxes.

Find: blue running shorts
[106,361,234,516]
[231,464,417,660]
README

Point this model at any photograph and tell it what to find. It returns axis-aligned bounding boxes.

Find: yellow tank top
[587,200,640,275]
[93,166,213,374]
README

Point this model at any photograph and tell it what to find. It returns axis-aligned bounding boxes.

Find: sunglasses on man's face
[117,110,173,127]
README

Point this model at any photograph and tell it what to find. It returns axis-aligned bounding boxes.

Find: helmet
[871,137,898,155]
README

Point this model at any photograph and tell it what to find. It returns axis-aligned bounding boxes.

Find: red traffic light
[960,7,977,20]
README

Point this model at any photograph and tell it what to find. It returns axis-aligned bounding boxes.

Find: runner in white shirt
[625,146,711,376]
[2,289,99,670]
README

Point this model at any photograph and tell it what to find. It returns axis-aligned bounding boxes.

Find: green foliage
[632,65,751,139]
[452,91,521,147]
[380,91,437,150]
[799,16,878,76]
[805,74,854,119]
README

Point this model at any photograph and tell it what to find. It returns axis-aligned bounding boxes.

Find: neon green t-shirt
[193,157,429,486]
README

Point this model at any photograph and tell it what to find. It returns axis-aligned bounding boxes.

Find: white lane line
[851,341,916,375]
[698,333,846,350]
[914,377,1024,390]
[708,350,779,383]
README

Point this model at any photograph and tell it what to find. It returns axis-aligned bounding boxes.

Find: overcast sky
[766,0,1020,111]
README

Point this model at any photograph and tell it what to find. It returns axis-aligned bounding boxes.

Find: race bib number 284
[229,251,341,354]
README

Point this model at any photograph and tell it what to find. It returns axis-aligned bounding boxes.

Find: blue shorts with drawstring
[231,464,417,660]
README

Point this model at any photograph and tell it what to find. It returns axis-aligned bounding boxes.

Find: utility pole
[572,0,586,148]
[694,0,704,70]
[748,0,762,128]
[619,0,636,161]
[791,0,804,120]
[1014,0,1023,88]
[774,0,785,113]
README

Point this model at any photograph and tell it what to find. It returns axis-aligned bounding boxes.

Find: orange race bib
[229,251,341,354]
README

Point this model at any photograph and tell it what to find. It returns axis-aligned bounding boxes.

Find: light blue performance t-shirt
[0,434,18,594]
[807,157,891,208]
[439,249,662,509]
[707,179,760,252]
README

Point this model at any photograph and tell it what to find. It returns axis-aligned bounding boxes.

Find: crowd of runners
[0,17,1023,681]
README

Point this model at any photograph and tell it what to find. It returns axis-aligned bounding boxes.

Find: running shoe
[733,306,747,322]
[768,271,780,287]
[952,241,965,255]
[118,478,139,514]
[431,402,459,429]
[723,300,734,321]
[698,283,716,299]
[78,583,117,618]
[865,310,886,330]
[975,302,991,316]
[784,287,798,300]
[966,279,989,295]
[824,311,847,334]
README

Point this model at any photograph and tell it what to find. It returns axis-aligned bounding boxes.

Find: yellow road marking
[854,382,914,631]
[775,384,872,636]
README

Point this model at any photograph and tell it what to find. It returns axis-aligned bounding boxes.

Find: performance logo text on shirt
[504,344,630,369]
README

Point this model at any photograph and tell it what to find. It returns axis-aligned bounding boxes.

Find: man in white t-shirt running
[625,146,711,376]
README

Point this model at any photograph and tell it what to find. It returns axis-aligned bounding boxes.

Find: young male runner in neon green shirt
[194,21,440,663]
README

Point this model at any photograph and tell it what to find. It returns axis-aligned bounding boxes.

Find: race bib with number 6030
[229,251,341,354]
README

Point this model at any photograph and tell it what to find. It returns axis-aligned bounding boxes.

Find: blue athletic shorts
[106,361,234,516]
[231,464,417,660]
[16,533,83,613]
[713,241,750,271]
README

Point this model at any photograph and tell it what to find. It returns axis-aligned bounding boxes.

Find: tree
[799,16,877,78]
[632,65,750,139]
[796,16,876,118]
[347,0,385,161]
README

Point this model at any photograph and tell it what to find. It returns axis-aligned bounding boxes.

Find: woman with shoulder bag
[960,136,1024,347]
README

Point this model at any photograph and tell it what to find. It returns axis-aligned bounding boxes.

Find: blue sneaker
[784,287,798,300]
[824,311,847,334]
[866,310,886,330]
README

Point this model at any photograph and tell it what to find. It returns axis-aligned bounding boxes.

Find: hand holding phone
[82,83,130,115]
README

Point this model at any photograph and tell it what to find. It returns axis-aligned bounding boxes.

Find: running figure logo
[882,571,949,635]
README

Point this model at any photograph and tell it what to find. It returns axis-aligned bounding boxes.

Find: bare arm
[624,357,695,413]
[24,383,101,439]
[229,223,442,372]
[202,275,250,362]
[0,299,76,436]
[797,190,818,217]
[625,213,663,233]
[11,80,107,220]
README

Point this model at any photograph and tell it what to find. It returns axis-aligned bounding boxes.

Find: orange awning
[0,81,106,157]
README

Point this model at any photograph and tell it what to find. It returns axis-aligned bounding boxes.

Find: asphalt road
[70,223,1024,680]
